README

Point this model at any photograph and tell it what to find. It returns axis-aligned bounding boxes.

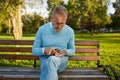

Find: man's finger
[55,53,64,57]
[48,48,54,55]
[53,49,59,54]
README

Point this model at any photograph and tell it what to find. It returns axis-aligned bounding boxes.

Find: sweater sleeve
[66,30,75,56]
[32,28,44,56]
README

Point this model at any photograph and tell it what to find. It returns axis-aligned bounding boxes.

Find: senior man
[32,6,75,80]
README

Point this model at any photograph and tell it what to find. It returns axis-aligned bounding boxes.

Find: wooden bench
[0,40,119,80]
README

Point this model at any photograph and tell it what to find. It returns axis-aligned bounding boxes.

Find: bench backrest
[0,40,100,68]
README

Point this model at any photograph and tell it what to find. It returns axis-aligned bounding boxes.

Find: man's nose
[57,25,62,28]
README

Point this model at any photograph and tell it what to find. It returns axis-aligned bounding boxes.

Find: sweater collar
[49,22,58,34]
[50,22,53,29]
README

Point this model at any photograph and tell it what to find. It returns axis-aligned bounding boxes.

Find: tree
[113,0,120,16]
[47,0,80,29]
[79,0,111,34]
[65,0,81,30]
[0,0,24,39]
[65,0,112,34]
[47,0,64,20]
[109,0,120,30]
[22,13,44,34]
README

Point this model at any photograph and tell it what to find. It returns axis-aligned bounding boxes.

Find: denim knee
[46,56,61,69]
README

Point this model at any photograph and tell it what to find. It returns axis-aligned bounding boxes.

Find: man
[32,6,75,80]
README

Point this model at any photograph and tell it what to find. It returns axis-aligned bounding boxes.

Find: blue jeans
[40,56,68,80]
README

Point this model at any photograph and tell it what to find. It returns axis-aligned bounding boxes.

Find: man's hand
[44,48,59,55]
[55,50,67,57]
[44,48,67,57]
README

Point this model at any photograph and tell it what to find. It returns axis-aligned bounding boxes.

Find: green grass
[75,33,120,77]
[0,33,120,77]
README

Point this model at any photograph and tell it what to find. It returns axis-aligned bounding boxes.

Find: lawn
[75,33,120,77]
[0,33,120,77]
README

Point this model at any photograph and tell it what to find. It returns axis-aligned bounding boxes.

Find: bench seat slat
[0,48,100,53]
[0,46,100,53]
[75,40,99,46]
[0,40,99,46]
[0,47,31,52]
[1,74,109,78]
[0,67,99,72]
[0,54,99,61]
[0,54,39,60]
[0,70,104,75]
[76,48,99,53]
[59,75,109,80]
[69,56,100,61]
[0,40,33,45]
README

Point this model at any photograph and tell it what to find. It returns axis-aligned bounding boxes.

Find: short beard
[54,29,62,32]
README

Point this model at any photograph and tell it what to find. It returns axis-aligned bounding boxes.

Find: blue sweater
[32,22,75,56]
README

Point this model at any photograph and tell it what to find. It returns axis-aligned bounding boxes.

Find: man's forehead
[54,14,65,20]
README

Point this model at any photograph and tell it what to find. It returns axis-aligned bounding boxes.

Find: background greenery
[0,0,120,35]
[0,33,120,77]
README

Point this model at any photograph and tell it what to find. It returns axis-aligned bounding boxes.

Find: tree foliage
[0,0,117,36]
[47,0,64,19]
[22,13,44,34]
[113,0,120,16]
[0,0,24,39]
[109,1,120,30]
[65,0,111,34]
[65,0,81,30]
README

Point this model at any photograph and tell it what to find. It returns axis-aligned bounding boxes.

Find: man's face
[52,14,66,32]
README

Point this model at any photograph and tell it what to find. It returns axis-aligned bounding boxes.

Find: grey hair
[52,6,68,19]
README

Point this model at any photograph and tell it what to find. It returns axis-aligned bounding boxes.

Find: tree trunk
[8,19,12,34]
[9,3,22,40]
[16,3,22,39]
